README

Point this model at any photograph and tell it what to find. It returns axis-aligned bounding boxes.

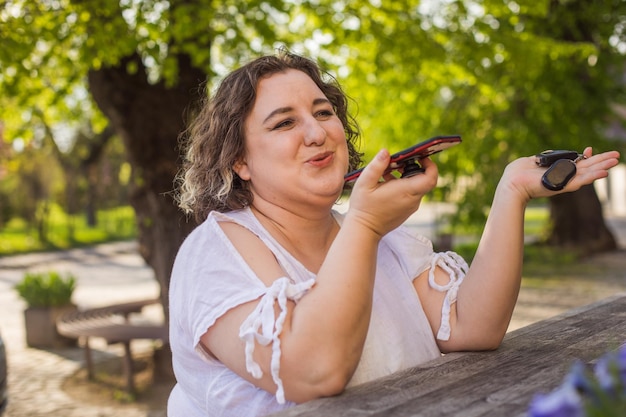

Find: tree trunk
[546,184,617,255]
[81,125,116,227]
[87,53,204,319]
[85,165,97,227]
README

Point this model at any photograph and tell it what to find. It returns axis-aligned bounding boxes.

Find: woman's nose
[303,118,327,146]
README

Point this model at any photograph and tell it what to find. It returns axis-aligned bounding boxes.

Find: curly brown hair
[176,50,363,222]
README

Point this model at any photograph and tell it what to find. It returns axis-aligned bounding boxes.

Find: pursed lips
[307,151,334,167]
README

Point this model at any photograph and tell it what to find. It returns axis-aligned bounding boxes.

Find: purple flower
[529,342,626,416]
[528,383,584,417]
[594,355,615,392]
[593,345,626,397]
[618,344,626,385]
[568,361,593,395]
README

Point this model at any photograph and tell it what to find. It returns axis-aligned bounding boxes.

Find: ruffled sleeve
[428,251,469,341]
[238,277,315,404]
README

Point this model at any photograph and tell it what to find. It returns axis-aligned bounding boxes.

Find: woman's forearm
[453,182,528,348]
[281,215,382,396]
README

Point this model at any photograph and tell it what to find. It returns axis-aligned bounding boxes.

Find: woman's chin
[307,184,344,203]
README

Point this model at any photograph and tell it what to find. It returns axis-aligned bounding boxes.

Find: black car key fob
[535,150,580,167]
[541,159,577,191]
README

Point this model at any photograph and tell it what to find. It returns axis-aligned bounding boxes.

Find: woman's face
[236,69,349,210]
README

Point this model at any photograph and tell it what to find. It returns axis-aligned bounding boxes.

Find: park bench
[56,298,168,393]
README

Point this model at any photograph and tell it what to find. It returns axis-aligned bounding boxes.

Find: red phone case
[344,135,462,182]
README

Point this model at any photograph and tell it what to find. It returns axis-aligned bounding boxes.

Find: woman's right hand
[346,149,439,237]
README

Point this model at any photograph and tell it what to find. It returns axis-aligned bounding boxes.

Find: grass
[445,204,619,286]
[0,205,137,256]
[524,205,551,238]
[451,205,552,261]
[450,202,622,298]
[0,201,609,283]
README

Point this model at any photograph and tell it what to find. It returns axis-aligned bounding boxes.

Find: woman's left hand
[499,147,620,203]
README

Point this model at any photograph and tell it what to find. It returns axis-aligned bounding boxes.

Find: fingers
[562,150,620,192]
[347,151,440,236]
[498,148,620,202]
[419,157,438,177]
[355,151,438,188]
[578,149,620,166]
[574,150,620,174]
[356,149,390,188]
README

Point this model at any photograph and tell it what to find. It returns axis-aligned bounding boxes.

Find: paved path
[0,241,164,417]
[0,207,625,417]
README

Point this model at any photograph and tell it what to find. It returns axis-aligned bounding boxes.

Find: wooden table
[272,294,626,417]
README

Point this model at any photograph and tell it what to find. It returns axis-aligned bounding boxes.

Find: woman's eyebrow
[262,98,331,124]
[263,106,292,124]
[313,98,331,106]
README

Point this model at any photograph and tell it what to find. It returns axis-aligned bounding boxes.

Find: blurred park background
[2,1,626,412]
[2,0,626,318]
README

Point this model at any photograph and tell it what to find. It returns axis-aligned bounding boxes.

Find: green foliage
[455,241,582,270]
[0,0,320,243]
[332,0,626,225]
[1,0,625,239]
[448,204,551,261]
[0,144,62,226]
[0,122,131,234]
[14,271,76,308]
[0,205,136,255]
[523,244,580,267]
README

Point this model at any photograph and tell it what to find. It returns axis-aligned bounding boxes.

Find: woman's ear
[233,159,251,181]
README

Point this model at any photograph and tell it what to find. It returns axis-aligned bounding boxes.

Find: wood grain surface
[271,295,626,417]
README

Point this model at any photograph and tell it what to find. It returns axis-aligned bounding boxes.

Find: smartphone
[344,135,462,182]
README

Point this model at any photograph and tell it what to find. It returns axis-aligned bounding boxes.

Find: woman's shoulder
[171,208,266,293]
[174,208,254,263]
[209,207,266,233]
[183,208,256,241]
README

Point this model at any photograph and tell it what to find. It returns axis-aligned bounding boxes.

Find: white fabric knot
[239,277,315,404]
[428,251,468,341]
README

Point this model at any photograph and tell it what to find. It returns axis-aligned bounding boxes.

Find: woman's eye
[316,109,334,118]
[272,119,294,130]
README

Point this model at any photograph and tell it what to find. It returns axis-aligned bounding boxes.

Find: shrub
[14,271,76,308]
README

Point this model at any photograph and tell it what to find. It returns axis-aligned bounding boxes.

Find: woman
[168,51,620,416]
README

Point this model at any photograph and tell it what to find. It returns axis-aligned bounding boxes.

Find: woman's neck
[250,203,339,273]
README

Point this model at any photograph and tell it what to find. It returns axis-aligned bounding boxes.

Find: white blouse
[168,207,467,417]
